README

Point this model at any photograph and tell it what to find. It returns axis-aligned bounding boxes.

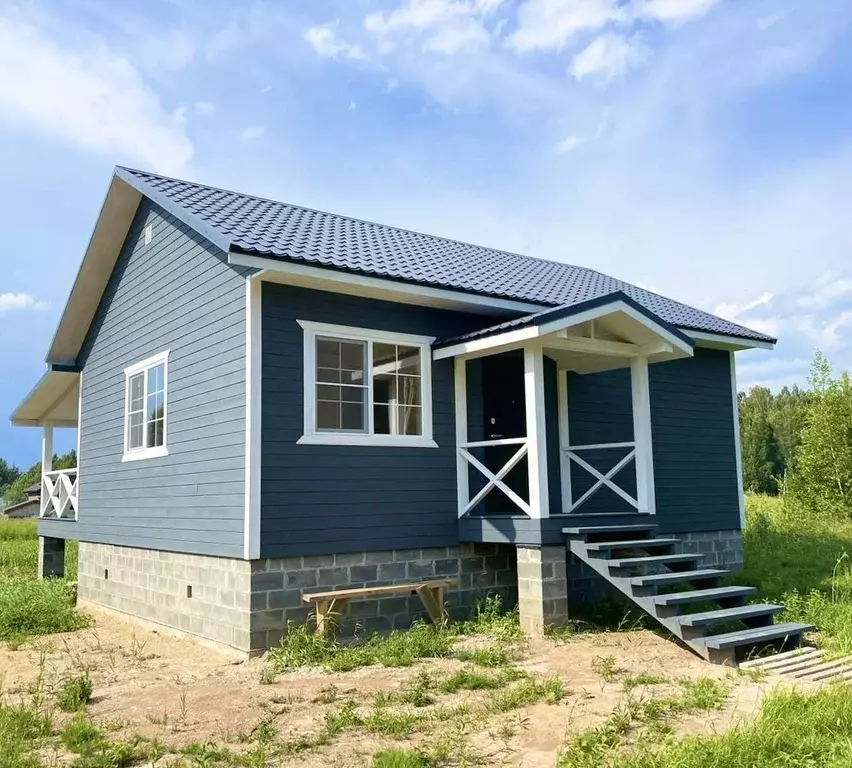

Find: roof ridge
[118,166,588,277]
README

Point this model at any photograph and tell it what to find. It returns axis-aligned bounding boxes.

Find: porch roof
[433,292,696,374]
[11,369,80,428]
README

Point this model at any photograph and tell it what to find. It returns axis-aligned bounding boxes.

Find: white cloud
[239,125,265,140]
[305,22,367,60]
[365,0,498,55]
[569,33,651,82]
[0,293,48,313]
[714,291,774,322]
[795,276,852,309]
[555,134,585,153]
[0,8,193,174]
[510,0,624,53]
[193,101,215,116]
[637,0,721,24]
[349,100,357,111]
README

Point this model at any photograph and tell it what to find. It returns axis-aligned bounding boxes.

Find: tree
[1,450,77,506]
[795,352,852,515]
[739,386,781,494]
[0,458,21,499]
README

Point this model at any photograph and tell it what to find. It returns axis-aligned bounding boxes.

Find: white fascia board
[433,326,542,361]
[687,330,775,351]
[228,252,546,316]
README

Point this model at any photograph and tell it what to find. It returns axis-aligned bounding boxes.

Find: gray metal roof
[118,167,774,344]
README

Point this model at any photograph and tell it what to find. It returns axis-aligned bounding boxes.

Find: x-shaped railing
[41,468,78,520]
[458,437,530,516]
[565,442,638,512]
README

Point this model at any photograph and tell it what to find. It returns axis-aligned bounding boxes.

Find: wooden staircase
[565,523,812,665]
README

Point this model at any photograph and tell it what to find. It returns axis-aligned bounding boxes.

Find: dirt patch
[0,606,795,766]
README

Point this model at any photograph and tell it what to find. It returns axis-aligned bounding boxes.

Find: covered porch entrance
[433,292,696,527]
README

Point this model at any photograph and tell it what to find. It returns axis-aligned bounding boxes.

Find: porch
[433,293,696,546]
[10,368,80,521]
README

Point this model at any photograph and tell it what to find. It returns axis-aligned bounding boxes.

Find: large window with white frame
[297,321,436,447]
[123,350,169,461]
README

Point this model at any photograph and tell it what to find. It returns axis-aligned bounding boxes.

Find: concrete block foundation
[516,545,569,635]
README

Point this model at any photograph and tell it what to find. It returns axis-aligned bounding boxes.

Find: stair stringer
[567,538,714,661]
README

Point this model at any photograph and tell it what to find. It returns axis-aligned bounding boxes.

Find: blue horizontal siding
[51,199,249,557]
[260,283,488,558]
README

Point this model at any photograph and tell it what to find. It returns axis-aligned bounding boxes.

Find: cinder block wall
[77,541,518,654]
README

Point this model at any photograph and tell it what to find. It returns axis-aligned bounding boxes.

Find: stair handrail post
[630,356,656,515]
[524,345,549,519]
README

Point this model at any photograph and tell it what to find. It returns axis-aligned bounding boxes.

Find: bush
[0,578,89,642]
[57,675,93,712]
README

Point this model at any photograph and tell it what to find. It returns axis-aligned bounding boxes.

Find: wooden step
[586,538,681,552]
[654,586,758,607]
[698,622,813,651]
[630,568,727,588]
[609,553,699,569]
[563,524,657,537]
[678,603,783,628]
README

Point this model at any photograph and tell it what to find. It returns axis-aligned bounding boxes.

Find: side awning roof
[11,369,80,428]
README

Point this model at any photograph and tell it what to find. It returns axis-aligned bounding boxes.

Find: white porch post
[630,356,656,515]
[556,369,572,514]
[454,357,469,518]
[524,346,550,519]
[41,422,53,517]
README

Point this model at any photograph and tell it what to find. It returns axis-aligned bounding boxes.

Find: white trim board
[687,330,775,351]
[730,351,746,530]
[244,275,262,560]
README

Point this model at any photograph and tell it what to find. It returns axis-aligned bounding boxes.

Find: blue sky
[1,0,851,468]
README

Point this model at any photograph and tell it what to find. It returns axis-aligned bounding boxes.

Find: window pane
[398,346,421,375]
[317,384,341,403]
[128,412,144,450]
[340,385,365,403]
[397,375,421,406]
[153,420,164,447]
[373,343,397,373]
[317,367,341,383]
[399,405,422,436]
[340,341,365,373]
[317,400,340,430]
[341,402,365,431]
[374,404,390,435]
[147,363,165,395]
[129,374,144,411]
[317,339,340,369]
[373,373,395,404]
[147,391,164,422]
[148,418,164,448]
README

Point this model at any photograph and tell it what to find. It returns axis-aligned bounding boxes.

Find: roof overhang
[11,370,80,428]
[685,330,775,351]
[46,175,143,365]
[433,294,696,374]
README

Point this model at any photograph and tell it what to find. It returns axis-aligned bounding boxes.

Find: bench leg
[416,586,445,624]
[315,598,348,635]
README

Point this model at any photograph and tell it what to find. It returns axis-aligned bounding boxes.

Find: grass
[741,494,852,655]
[57,674,93,713]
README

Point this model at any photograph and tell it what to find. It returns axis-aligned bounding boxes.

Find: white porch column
[524,346,549,519]
[630,356,656,515]
[454,357,469,518]
[556,369,572,514]
[41,422,53,518]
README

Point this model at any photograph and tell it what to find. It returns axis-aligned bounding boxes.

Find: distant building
[1,483,40,519]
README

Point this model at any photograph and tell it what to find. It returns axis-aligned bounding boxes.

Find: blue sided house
[12,168,810,665]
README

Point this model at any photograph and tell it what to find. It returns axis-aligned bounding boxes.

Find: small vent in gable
[144,224,153,245]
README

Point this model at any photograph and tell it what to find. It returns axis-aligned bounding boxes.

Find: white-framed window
[122,350,169,462]
[297,320,437,447]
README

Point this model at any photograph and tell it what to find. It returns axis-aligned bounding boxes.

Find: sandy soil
[0,606,795,767]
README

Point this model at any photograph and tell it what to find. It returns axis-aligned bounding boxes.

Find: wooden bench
[302,579,458,634]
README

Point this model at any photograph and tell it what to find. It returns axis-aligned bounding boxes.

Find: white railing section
[41,468,78,520]
[565,442,638,513]
[458,437,530,516]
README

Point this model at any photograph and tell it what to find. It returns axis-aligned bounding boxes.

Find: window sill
[298,434,438,448]
[122,446,169,462]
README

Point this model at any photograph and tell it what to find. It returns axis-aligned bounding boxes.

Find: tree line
[740,351,852,515]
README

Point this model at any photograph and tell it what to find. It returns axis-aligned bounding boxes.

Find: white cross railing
[41,468,78,520]
[565,442,638,512]
[458,437,530,516]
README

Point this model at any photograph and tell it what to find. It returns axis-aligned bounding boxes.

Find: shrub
[57,675,93,712]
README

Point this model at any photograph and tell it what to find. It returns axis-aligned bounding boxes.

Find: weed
[591,654,618,682]
[0,578,89,642]
[371,747,431,768]
[623,674,668,691]
[312,685,339,704]
[488,676,565,713]
[454,645,512,668]
[457,595,523,641]
[57,674,93,712]
[399,671,435,707]
[439,667,526,693]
